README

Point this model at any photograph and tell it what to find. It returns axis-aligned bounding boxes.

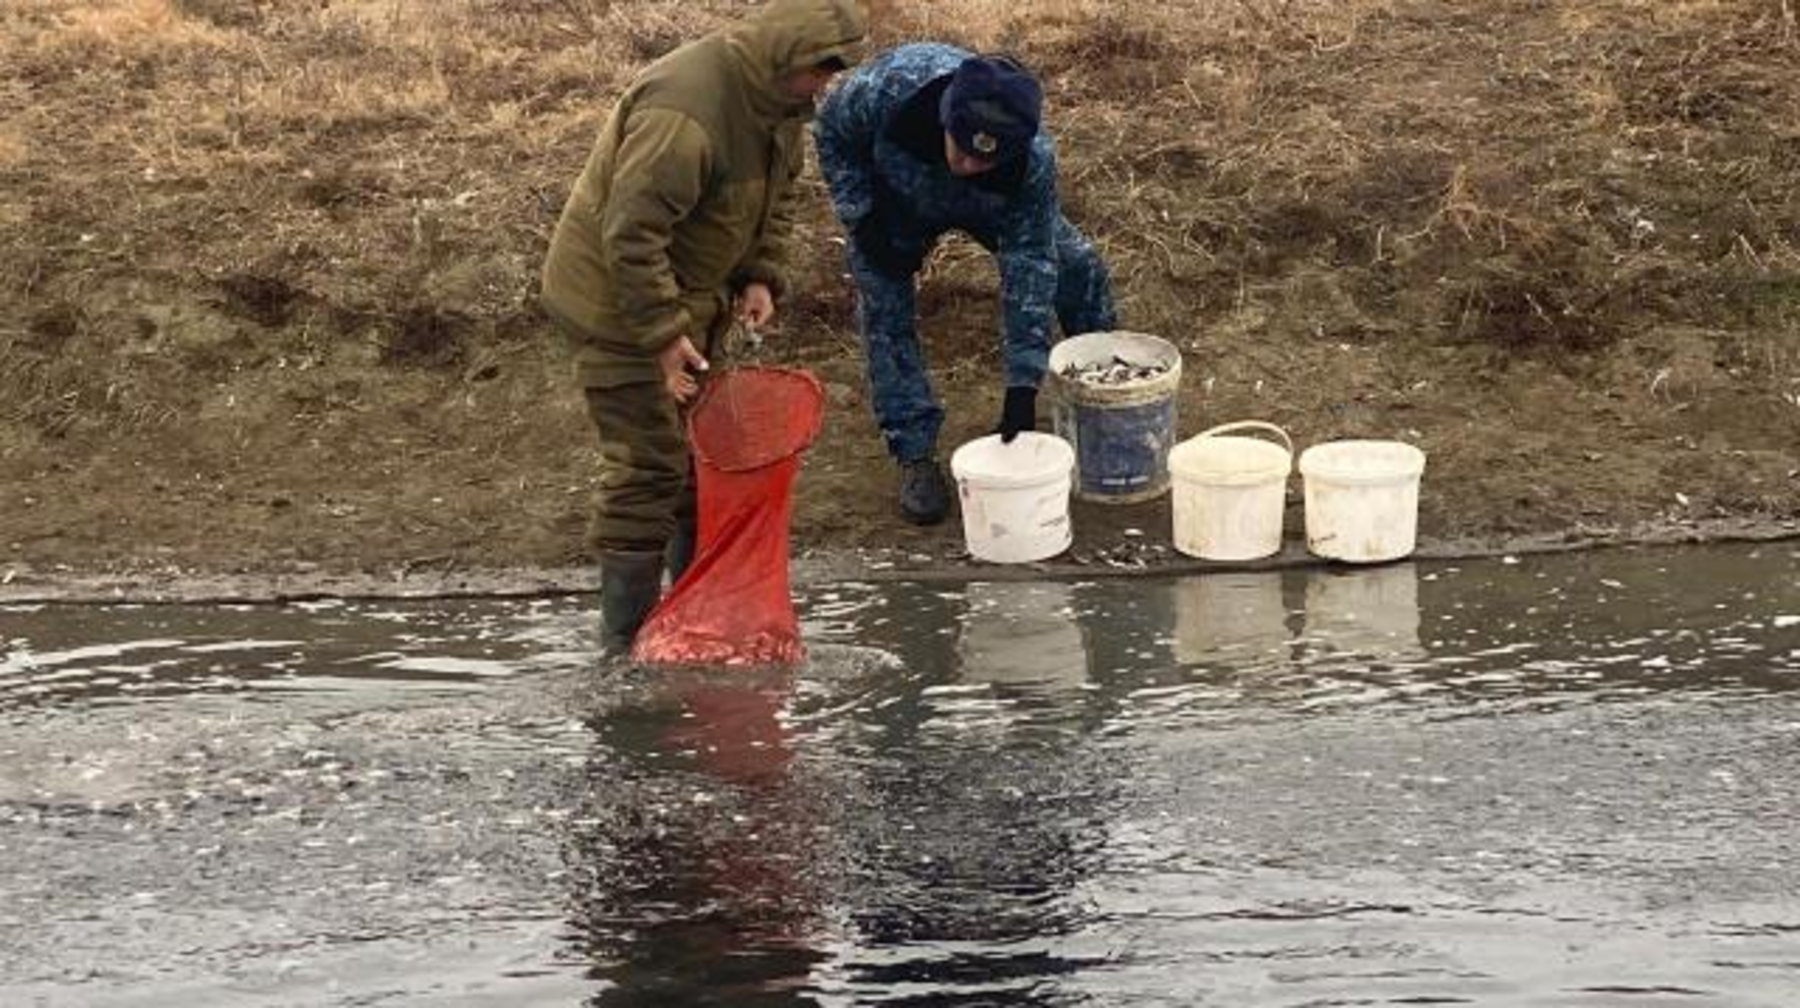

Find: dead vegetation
[2,0,1798,572]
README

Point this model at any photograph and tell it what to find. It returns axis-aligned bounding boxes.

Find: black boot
[899,458,949,526]
[598,550,665,658]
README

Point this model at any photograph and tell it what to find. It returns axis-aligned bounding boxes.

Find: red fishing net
[631,367,825,666]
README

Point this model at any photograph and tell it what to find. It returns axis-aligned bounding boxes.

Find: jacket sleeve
[811,73,881,226]
[600,107,712,352]
[732,130,804,300]
[996,144,1061,389]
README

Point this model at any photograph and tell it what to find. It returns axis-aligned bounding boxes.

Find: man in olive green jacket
[541,0,866,655]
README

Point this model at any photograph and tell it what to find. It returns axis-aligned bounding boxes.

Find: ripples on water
[2,544,1798,1006]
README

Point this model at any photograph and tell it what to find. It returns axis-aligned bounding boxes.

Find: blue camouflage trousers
[851,216,1117,463]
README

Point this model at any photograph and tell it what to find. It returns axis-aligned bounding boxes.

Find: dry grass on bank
[1,0,1799,569]
[2,0,1798,440]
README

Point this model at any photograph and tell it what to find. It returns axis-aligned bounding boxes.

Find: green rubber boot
[598,550,664,658]
[665,518,697,585]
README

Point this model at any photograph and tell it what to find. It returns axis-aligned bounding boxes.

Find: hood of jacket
[724,0,868,119]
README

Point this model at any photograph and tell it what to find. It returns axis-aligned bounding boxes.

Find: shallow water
[3,543,1798,1006]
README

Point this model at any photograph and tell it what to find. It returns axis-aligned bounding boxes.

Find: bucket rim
[950,432,1075,490]
[1048,330,1183,400]
[1169,439,1292,486]
[1048,329,1180,357]
[1169,421,1293,485]
[1298,439,1427,484]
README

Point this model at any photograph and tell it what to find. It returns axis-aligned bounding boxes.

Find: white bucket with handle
[950,432,1075,564]
[1167,421,1293,561]
[1298,440,1427,563]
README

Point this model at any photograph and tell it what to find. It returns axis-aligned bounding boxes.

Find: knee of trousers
[582,383,692,553]
[588,467,691,554]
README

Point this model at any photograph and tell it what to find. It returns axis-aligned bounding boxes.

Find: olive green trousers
[582,380,697,555]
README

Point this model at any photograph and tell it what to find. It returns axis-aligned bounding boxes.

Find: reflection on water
[4,543,1800,1006]
[564,667,829,1006]
[554,545,1800,1006]
[958,581,1089,690]
[1169,564,1424,671]
[1172,571,1289,663]
[1303,562,1425,662]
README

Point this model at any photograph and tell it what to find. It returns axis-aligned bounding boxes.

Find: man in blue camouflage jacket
[813,44,1117,526]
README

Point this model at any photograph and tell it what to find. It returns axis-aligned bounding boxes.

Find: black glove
[997,385,1037,443]
[851,211,923,278]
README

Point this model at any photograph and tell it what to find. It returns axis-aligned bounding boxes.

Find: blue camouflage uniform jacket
[813,43,1062,389]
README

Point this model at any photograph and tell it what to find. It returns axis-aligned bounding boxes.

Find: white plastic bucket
[950,432,1075,564]
[1298,440,1428,563]
[1167,421,1293,561]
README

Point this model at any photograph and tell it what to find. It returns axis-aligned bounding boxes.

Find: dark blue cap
[938,55,1043,163]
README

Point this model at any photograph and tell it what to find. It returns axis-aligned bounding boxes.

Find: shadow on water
[4,543,1800,1005]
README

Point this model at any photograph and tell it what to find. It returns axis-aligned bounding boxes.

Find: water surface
[3,544,1798,1005]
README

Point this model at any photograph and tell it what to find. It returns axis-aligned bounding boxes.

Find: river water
[2,543,1797,1006]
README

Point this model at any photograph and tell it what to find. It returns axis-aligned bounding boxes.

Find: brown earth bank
[3,0,1799,601]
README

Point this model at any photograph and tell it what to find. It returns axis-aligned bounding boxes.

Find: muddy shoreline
[5,515,1795,606]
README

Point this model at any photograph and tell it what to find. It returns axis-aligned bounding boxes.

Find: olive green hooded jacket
[541,0,867,387]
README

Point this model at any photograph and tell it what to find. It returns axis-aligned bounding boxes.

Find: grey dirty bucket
[1047,331,1183,503]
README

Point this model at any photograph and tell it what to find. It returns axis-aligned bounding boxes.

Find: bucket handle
[1195,420,1293,455]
